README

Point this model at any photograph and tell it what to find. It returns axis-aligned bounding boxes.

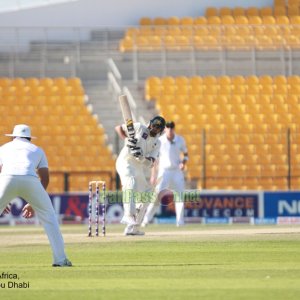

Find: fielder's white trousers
[0,175,67,265]
[143,168,185,226]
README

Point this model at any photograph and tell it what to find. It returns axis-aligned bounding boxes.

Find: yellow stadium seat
[193,36,219,50]
[207,16,221,25]
[288,0,300,5]
[256,35,274,49]
[246,7,259,17]
[290,16,300,25]
[153,17,166,26]
[274,84,288,95]
[260,7,273,16]
[272,35,284,47]
[217,75,231,85]
[202,75,217,85]
[274,6,286,17]
[262,16,276,25]
[147,36,162,50]
[227,36,249,50]
[53,77,68,87]
[167,27,181,36]
[235,16,249,25]
[232,7,245,17]
[235,26,251,36]
[231,75,245,86]
[176,36,191,50]
[119,37,134,52]
[25,77,39,87]
[194,16,207,25]
[248,16,262,25]
[180,17,194,26]
[285,35,300,49]
[140,27,154,36]
[231,84,246,95]
[0,78,12,89]
[194,27,209,36]
[245,75,259,85]
[136,36,149,50]
[218,85,232,96]
[205,7,218,18]
[264,26,279,37]
[175,76,189,86]
[125,27,139,37]
[189,76,203,86]
[163,35,176,49]
[221,15,235,25]
[259,75,273,85]
[160,77,175,89]
[181,26,193,37]
[287,5,299,17]
[274,0,286,5]
[151,27,166,37]
[220,7,232,16]
[288,78,300,90]
[139,17,152,26]
[167,16,180,26]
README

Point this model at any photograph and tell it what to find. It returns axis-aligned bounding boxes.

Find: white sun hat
[5,124,36,139]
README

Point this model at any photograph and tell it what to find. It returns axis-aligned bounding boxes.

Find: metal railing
[0,26,299,80]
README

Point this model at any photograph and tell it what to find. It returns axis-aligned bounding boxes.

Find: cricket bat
[119,94,135,139]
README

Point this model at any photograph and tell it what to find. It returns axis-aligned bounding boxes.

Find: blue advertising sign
[264,191,300,217]
[160,191,259,218]
[0,193,124,224]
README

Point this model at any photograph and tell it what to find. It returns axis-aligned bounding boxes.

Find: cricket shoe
[52,258,72,267]
[120,215,139,226]
[124,225,145,236]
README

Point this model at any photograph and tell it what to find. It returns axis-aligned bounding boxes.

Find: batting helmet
[149,116,166,136]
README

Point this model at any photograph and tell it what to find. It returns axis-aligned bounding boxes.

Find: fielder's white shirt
[0,137,48,177]
[119,122,161,163]
[158,134,187,170]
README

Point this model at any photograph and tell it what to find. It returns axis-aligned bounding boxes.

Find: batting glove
[130,146,143,158]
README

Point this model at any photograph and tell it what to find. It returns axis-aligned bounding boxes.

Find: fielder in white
[0,124,72,267]
[115,116,166,235]
[142,121,188,227]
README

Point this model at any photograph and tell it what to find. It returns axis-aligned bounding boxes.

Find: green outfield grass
[0,224,300,300]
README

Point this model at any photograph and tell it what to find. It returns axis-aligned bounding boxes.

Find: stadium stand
[1,1,300,192]
[145,75,300,190]
[119,13,300,52]
[0,77,115,193]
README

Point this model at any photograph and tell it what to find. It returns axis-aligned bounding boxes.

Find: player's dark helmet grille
[150,116,166,132]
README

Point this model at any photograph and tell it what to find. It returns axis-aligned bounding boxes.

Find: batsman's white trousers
[116,156,151,218]
[0,175,67,265]
[143,169,185,226]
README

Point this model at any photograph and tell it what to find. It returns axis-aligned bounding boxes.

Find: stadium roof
[0,0,79,13]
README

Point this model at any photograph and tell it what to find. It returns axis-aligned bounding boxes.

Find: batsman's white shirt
[0,137,67,265]
[116,122,161,191]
